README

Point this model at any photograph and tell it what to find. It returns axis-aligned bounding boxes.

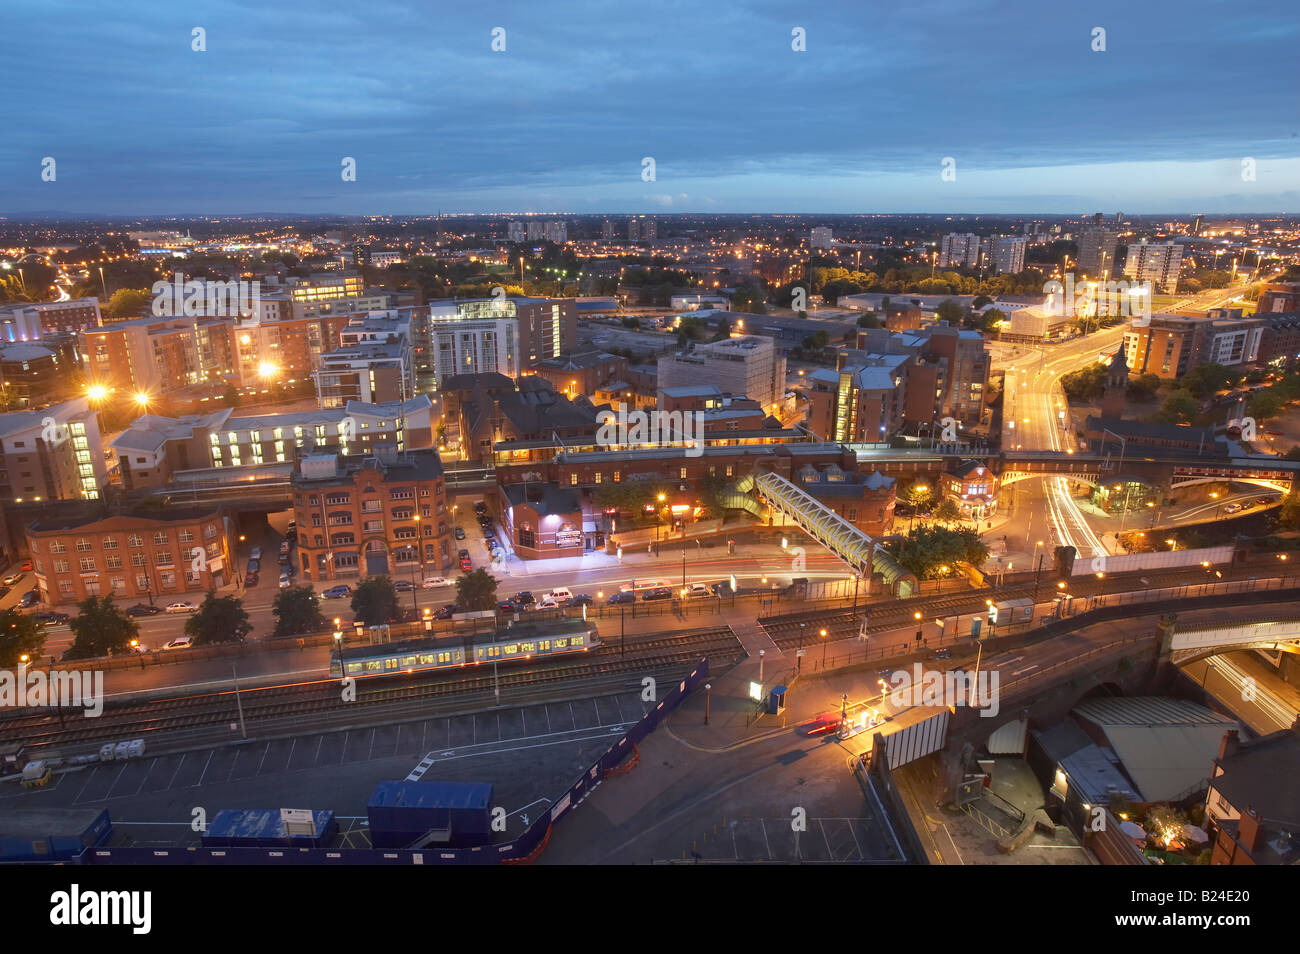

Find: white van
[545,587,574,604]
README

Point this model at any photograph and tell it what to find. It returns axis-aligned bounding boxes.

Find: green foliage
[1126,373,1161,401]
[67,596,138,659]
[351,575,399,626]
[935,299,965,325]
[1157,389,1199,424]
[1181,363,1241,399]
[1061,363,1107,401]
[1246,390,1284,423]
[856,311,881,329]
[884,525,989,580]
[105,287,152,319]
[455,568,499,611]
[0,608,47,668]
[933,498,962,524]
[272,585,327,637]
[185,589,251,644]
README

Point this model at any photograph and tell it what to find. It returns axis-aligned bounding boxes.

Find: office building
[939,233,982,268]
[1123,310,1263,380]
[26,508,237,605]
[656,335,787,410]
[0,298,102,341]
[315,313,415,408]
[292,448,452,583]
[810,227,833,250]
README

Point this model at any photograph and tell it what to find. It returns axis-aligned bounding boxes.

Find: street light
[820,628,828,667]
[914,610,923,648]
[333,629,343,677]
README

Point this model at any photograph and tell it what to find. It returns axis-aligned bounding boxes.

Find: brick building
[27,508,235,606]
[292,448,452,584]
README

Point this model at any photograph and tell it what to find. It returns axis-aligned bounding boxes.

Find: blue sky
[1,0,1297,215]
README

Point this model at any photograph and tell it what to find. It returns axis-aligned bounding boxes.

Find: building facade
[27,509,235,606]
[656,335,787,411]
[0,397,107,503]
[291,449,452,584]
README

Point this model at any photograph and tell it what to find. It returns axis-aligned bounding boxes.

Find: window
[364,520,383,533]
[156,552,174,567]
[613,471,621,483]
[680,467,687,479]
[594,472,602,484]
[49,541,66,553]
[102,537,118,550]
[54,559,70,573]
[153,531,168,546]
[79,557,96,573]
[128,534,143,548]
[131,553,146,567]
[205,524,218,539]
[331,533,355,546]
[570,474,578,486]
[106,555,122,570]
[177,529,194,543]
[76,538,92,552]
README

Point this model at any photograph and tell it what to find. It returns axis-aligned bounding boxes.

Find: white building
[939,233,982,268]
[1123,241,1183,294]
[544,221,568,244]
[507,221,526,243]
[656,335,787,410]
[993,237,1028,274]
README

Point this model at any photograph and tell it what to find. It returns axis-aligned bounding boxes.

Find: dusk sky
[2,0,1297,215]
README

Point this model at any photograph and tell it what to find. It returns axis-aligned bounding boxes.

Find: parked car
[434,604,459,620]
[805,713,842,736]
[459,556,473,572]
[246,559,260,574]
[641,587,673,601]
[0,585,10,599]
[454,527,466,540]
[607,591,636,605]
[165,601,197,614]
[421,576,452,589]
[546,587,574,604]
[3,571,25,586]
[125,603,162,617]
[162,636,193,651]
[497,600,517,613]
[513,591,535,606]
[1257,497,1275,507]
[709,581,734,597]
[19,560,32,572]
[19,590,39,608]
[393,580,415,593]
[322,585,351,599]
[686,583,711,598]
[473,502,487,515]
[278,575,292,589]
[569,594,594,607]
[932,648,952,660]
[1225,503,1244,514]
[536,596,560,610]
[33,611,70,625]
[245,572,259,587]
[249,547,263,561]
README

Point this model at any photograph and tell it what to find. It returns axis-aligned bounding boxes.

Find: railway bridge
[1162,616,1300,666]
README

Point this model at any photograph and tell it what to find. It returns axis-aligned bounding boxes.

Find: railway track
[0,628,743,753]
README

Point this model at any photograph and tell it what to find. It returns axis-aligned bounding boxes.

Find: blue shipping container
[201,809,337,848]
[0,808,111,862]
[367,781,493,847]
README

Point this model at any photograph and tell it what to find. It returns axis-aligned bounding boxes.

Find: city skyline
[1,0,1297,216]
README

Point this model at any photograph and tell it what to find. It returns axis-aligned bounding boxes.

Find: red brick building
[292,449,452,584]
[26,509,235,606]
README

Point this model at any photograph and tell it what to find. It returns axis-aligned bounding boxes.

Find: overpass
[1164,616,1300,665]
[996,450,1300,494]
[750,470,917,597]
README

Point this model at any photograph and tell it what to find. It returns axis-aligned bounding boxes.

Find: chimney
[1218,729,1241,762]
[1237,806,1263,853]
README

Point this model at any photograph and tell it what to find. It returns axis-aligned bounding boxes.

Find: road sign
[797,649,806,657]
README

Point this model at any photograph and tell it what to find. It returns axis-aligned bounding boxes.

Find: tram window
[571,636,584,646]
[538,640,550,651]
[476,648,485,660]
[418,653,435,664]
[502,644,518,656]
[365,660,382,672]
[555,638,567,648]
[437,652,451,664]
[384,658,398,670]
[347,663,363,675]
[519,642,535,653]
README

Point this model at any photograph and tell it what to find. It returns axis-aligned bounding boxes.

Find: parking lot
[1,690,648,847]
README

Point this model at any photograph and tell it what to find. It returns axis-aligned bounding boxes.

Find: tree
[0,608,46,668]
[272,585,326,637]
[185,589,252,645]
[933,498,962,525]
[856,310,881,329]
[1158,389,1199,424]
[1061,364,1107,401]
[903,480,935,511]
[1182,363,1240,399]
[105,288,152,319]
[936,299,965,325]
[352,575,399,626]
[67,596,138,659]
[456,568,498,611]
[883,525,989,580]
[1247,390,1284,423]
[1126,373,1161,402]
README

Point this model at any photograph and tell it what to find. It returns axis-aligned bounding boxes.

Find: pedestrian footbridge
[1165,617,1300,665]
[747,471,918,597]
